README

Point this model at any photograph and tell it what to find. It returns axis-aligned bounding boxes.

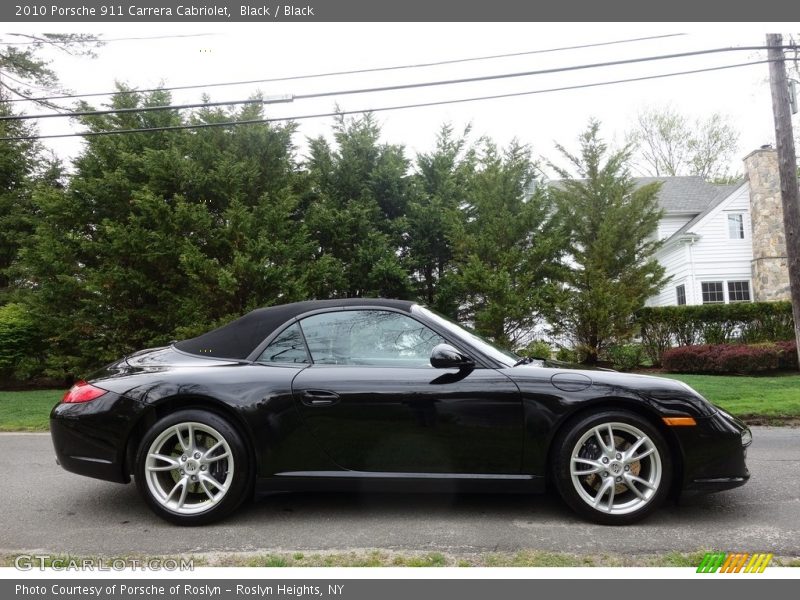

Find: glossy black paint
[50,299,750,500]
[291,364,522,474]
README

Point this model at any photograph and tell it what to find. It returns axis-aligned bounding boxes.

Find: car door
[290,309,523,474]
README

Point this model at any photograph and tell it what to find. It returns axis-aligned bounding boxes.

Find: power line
[0,33,216,45]
[0,33,685,104]
[0,44,789,124]
[1,94,293,121]
[0,58,776,142]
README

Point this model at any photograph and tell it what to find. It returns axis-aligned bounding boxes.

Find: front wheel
[552,410,672,525]
[134,409,250,525]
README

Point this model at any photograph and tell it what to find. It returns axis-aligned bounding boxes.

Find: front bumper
[674,408,751,493]
[50,390,144,484]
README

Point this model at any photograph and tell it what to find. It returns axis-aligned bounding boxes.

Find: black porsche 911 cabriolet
[51,298,751,525]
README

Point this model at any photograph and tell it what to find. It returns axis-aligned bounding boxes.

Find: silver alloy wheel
[144,421,234,515]
[569,421,662,515]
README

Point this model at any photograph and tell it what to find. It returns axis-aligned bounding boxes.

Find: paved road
[1,428,798,557]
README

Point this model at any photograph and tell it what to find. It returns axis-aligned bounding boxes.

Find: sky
[4,22,800,177]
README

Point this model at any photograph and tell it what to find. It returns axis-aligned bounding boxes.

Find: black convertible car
[51,299,751,525]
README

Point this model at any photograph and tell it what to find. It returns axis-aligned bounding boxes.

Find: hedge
[662,341,798,374]
[0,303,44,382]
[636,302,795,366]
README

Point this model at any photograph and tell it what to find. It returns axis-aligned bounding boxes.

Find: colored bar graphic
[698,552,772,573]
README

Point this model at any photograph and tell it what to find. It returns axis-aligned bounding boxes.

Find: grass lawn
[655,373,800,421]
[0,389,60,431]
[0,549,797,567]
[1,373,799,432]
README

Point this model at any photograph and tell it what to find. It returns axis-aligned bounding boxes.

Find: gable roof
[664,180,748,243]
[549,176,743,215]
[631,176,741,214]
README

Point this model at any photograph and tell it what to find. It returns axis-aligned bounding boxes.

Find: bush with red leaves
[662,342,797,374]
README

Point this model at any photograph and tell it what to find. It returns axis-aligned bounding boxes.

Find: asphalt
[1,427,798,557]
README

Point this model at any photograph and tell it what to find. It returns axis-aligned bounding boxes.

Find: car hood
[505,364,718,417]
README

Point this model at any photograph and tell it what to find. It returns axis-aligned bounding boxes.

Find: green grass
[0,388,60,431]
[3,550,796,568]
[654,373,800,420]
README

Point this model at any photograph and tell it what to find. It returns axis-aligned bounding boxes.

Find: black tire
[552,409,672,525]
[134,409,250,525]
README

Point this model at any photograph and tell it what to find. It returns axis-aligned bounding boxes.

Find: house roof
[631,176,742,214]
[549,176,743,214]
[664,180,748,243]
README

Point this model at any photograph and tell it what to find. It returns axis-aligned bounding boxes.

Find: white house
[645,147,791,307]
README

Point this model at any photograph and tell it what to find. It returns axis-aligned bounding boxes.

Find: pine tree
[547,121,667,364]
[303,113,412,299]
[451,138,566,348]
[18,88,311,375]
[405,124,474,314]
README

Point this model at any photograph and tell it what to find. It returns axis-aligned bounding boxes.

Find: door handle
[301,390,340,406]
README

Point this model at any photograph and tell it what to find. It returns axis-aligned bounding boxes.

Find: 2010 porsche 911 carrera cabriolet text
[51,299,751,525]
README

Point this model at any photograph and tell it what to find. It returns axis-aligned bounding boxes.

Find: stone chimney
[743,147,791,302]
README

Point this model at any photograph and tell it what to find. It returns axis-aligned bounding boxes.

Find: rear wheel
[134,409,249,525]
[552,410,672,525]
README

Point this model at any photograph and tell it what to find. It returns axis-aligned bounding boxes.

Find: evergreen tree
[18,88,311,375]
[451,139,566,349]
[303,113,412,299]
[547,121,667,364]
[0,95,46,300]
[0,34,101,110]
[405,124,474,315]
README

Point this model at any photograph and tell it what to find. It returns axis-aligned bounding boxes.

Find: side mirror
[430,344,475,370]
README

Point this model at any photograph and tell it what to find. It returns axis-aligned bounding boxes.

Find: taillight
[62,380,108,403]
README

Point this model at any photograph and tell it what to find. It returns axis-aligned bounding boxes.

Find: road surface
[1,427,798,557]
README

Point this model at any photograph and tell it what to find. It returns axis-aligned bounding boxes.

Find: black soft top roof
[174,298,416,360]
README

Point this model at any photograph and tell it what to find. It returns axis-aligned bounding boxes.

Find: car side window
[299,310,445,367]
[256,323,310,364]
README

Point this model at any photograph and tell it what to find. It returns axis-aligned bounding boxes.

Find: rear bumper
[50,390,144,484]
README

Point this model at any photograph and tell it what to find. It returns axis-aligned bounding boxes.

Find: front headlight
[741,428,753,447]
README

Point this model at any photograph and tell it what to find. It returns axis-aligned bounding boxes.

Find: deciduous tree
[627,105,740,181]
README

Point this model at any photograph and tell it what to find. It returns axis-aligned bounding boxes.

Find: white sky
[6,22,800,176]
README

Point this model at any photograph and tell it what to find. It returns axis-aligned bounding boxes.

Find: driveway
[1,427,798,557]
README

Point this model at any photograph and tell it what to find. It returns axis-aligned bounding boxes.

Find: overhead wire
[0,44,791,123]
[0,58,778,142]
[0,33,217,45]
[0,33,686,104]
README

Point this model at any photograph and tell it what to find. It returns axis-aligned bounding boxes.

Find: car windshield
[413,306,520,367]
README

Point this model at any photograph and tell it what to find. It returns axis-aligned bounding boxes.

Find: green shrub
[0,303,43,381]
[636,302,794,365]
[638,319,672,367]
[555,347,579,363]
[604,344,645,372]
[518,340,552,360]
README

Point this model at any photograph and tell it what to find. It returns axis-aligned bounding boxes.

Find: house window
[701,282,725,304]
[676,284,686,306]
[727,281,751,302]
[728,213,745,239]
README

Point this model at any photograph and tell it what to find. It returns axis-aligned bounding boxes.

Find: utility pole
[766,33,800,364]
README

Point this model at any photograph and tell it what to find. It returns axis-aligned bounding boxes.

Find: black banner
[4,579,794,600]
[3,0,800,22]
